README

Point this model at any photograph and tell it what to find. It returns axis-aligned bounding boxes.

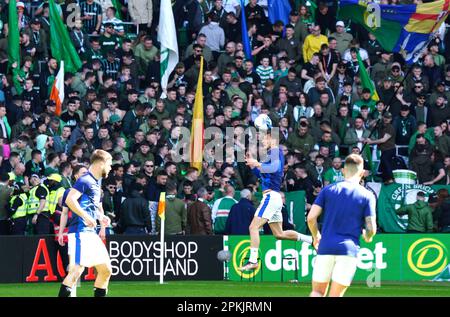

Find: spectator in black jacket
[224,189,255,235]
[119,183,151,235]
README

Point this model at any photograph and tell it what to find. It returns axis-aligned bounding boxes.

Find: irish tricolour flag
[49,61,64,116]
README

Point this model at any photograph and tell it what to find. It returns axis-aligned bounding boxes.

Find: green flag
[356,50,379,101]
[7,0,20,70]
[111,0,123,19]
[377,184,449,233]
[8,0,22,94]
[49,0,82,73]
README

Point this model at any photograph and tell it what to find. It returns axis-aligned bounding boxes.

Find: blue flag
[268,0,291,26]
[240,0,252,60]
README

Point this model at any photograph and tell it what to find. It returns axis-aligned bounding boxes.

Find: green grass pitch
[0,281,449,297]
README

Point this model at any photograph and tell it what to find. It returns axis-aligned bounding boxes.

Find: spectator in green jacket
[156,183,187,235]
[395,191,434,233]
[286,121,315,156]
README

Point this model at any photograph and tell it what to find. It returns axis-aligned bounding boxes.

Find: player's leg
[310,255,334,297]
[239,216,268,271]
[268,192,312,244]
[328,255,358,297]
[89,232,112,297]
[58,264,85,297]
[268,222,313,244]
[93,262,112,297]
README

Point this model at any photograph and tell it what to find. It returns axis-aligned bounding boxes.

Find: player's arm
[66,188,96,227]
[307,204,323,249]
[58,206,69,246]
[363,216,377,243]
[363,193,377,243]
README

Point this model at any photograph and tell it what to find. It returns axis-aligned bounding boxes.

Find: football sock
[249,248,258,263]
[58,284,72,297]
[94,287,107,297]
[297,233,313,244]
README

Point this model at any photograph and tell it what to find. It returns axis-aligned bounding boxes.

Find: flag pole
[158,192,166,284]
[159,217,165,284]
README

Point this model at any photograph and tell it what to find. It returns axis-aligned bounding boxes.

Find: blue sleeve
[62,189,70,208]
[364,192,377,218]
[260,148,282,173]
[73,178,88,194]
[251,167,261,178]
[313,186,326,208]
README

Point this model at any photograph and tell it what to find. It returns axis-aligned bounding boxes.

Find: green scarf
[2,116,11,139]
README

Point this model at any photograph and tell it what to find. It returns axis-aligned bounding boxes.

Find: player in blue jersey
[240,129,313,271]
[58,150,113,298]
[307,154,377,297]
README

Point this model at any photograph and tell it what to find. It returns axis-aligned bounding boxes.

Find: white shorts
[255,191,283,223]
[68,231,110,268]
[312,255,358,287]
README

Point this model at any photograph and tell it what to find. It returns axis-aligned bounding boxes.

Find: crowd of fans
[0,0,448,237]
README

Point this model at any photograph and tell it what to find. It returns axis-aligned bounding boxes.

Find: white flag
[158,0,179,97]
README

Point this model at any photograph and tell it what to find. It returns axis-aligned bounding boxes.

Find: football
[254,113,272,131]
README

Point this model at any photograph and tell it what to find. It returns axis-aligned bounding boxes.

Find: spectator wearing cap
[396,191,434,233]
[99,22,120,55]
[428,94,450,127]
[303,24,328,63]
[224,189,256,235]
[287,9,307,44]
[365,111,396,184]
[16,1,30,30]
[25,17,48,61]
[371,50,393,86]
[277,25,301,65]
[330,21,353,56]
[429,80,450,106]
[352,87,377,118]
[393,104,417,157]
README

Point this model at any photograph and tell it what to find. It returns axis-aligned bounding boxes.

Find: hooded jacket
[396,200,434,232]
[119,190,151,230]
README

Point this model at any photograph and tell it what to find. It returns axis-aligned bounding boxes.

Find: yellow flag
[190,56,204,174]
[157,192,166,220]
